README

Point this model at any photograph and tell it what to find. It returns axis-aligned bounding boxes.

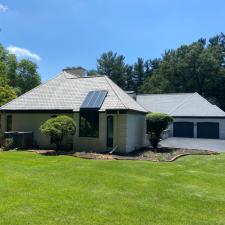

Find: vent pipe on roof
[63,66,87,77]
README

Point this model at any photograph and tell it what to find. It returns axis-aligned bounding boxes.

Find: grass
[0,152,225,225]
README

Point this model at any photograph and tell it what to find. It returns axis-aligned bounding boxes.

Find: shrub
[40,115,76,150]
[0,128,3,147]
[146,112,173,149]
[2,138,13,151]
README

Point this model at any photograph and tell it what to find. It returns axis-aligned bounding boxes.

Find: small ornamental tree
[146,112,173,149]
[40,115,76,150]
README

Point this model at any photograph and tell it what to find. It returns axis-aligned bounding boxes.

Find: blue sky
[0,0,225,81]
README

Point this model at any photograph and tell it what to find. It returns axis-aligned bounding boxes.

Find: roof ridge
[0,72,64,110]
[169,93,195,115]
[64,72,105,79]
[104,76,127,109]
[105,76,146,112]
[137,93,195,96]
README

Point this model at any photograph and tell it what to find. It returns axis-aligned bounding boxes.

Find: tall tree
[144,58,161,78]
[133,58,145,93]
[140,34,225,109]
[0,61,8,86]
[6,54,17,87]
[16,59,41,94]
[124,65,134,91]
[0,85,17,106]
[97,51,127,89]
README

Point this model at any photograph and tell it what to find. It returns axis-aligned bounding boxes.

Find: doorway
[107,116,114,147]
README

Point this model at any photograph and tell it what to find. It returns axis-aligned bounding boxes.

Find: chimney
[63,66,87,76]
[126,91,136,100]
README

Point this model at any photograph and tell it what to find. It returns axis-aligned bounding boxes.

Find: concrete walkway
[160,137,225,152]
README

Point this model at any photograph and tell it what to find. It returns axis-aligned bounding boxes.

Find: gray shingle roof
[136,93,225,117]
[0,72,146,113]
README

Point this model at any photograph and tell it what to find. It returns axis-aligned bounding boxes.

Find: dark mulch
[72,147,218,162]
[27,147,218,162]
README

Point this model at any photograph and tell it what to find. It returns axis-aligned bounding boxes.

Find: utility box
[17,132,33,149]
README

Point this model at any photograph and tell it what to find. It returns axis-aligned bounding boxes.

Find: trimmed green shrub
[2,138,13,151]
[0,128,3,147]
[146,112,173,149]
[40,115,76,150]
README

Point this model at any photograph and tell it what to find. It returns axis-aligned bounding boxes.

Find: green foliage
[146,112,173,149]
[134,57,145,92]
[0,43,41,105]
[140,33,225,109]
[96,51,152,92]
[0,128,3,147]
[94,34,225,110]
[87,69,98,76]
[40,115,76,149]
[0,85,17,106]
[0,61,8,86]
[97,51,127,89]
[1,138,13,150]
[17,59,41,94]
[6,54,18,87]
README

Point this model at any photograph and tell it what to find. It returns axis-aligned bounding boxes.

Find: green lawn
[0,152,225,225]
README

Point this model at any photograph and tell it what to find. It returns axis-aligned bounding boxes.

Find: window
[7,115,12,131]
[79,110,99,137]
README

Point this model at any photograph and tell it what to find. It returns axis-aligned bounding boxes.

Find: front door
[107,116,114,147]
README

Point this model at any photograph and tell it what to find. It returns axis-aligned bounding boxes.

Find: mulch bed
[72,148,218,162]
[28,147,218,162]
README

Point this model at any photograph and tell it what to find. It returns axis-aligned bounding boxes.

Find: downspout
[109,110,119,154]
[73,112,76,151]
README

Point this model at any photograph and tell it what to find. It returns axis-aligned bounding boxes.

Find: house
[0,68,147,153]
[136,93,225,139]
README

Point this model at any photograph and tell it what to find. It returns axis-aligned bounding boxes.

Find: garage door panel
[197,122,219,139]
[173,122,194,138]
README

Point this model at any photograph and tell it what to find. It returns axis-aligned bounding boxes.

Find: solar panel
[80,90,108,109]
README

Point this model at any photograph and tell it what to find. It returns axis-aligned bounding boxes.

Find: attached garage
[197,122,219,139]
[137,93,225,140]
[173,122,194,138]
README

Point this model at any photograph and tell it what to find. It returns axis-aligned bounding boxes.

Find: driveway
[160,137,225,153]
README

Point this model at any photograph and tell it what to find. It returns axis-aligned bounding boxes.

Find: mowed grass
[0,152,225,225]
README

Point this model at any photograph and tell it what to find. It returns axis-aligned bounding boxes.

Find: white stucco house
[136,93,225,140]
[0,68,147,153]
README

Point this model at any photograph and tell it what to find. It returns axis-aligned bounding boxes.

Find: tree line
[93,33,225,110]
[1,33,225,111]
[0,44,41,106]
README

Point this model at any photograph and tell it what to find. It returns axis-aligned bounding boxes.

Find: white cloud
[7,45,41,61]
[0,4,8,12]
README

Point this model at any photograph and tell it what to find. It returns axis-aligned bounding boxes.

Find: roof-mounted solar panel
[80,90,108,109]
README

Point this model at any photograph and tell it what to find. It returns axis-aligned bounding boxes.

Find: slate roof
[0,72,146,113]
[136,93,225,117]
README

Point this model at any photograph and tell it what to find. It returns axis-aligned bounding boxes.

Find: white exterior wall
[1,113,74,148]
[126,113,146,153]
[169,117,225,139]
[73,112,106,152]
[73,112,127,153]
[0,111,131,153]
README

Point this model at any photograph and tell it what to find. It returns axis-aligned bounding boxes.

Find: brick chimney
[63,66,87,76]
